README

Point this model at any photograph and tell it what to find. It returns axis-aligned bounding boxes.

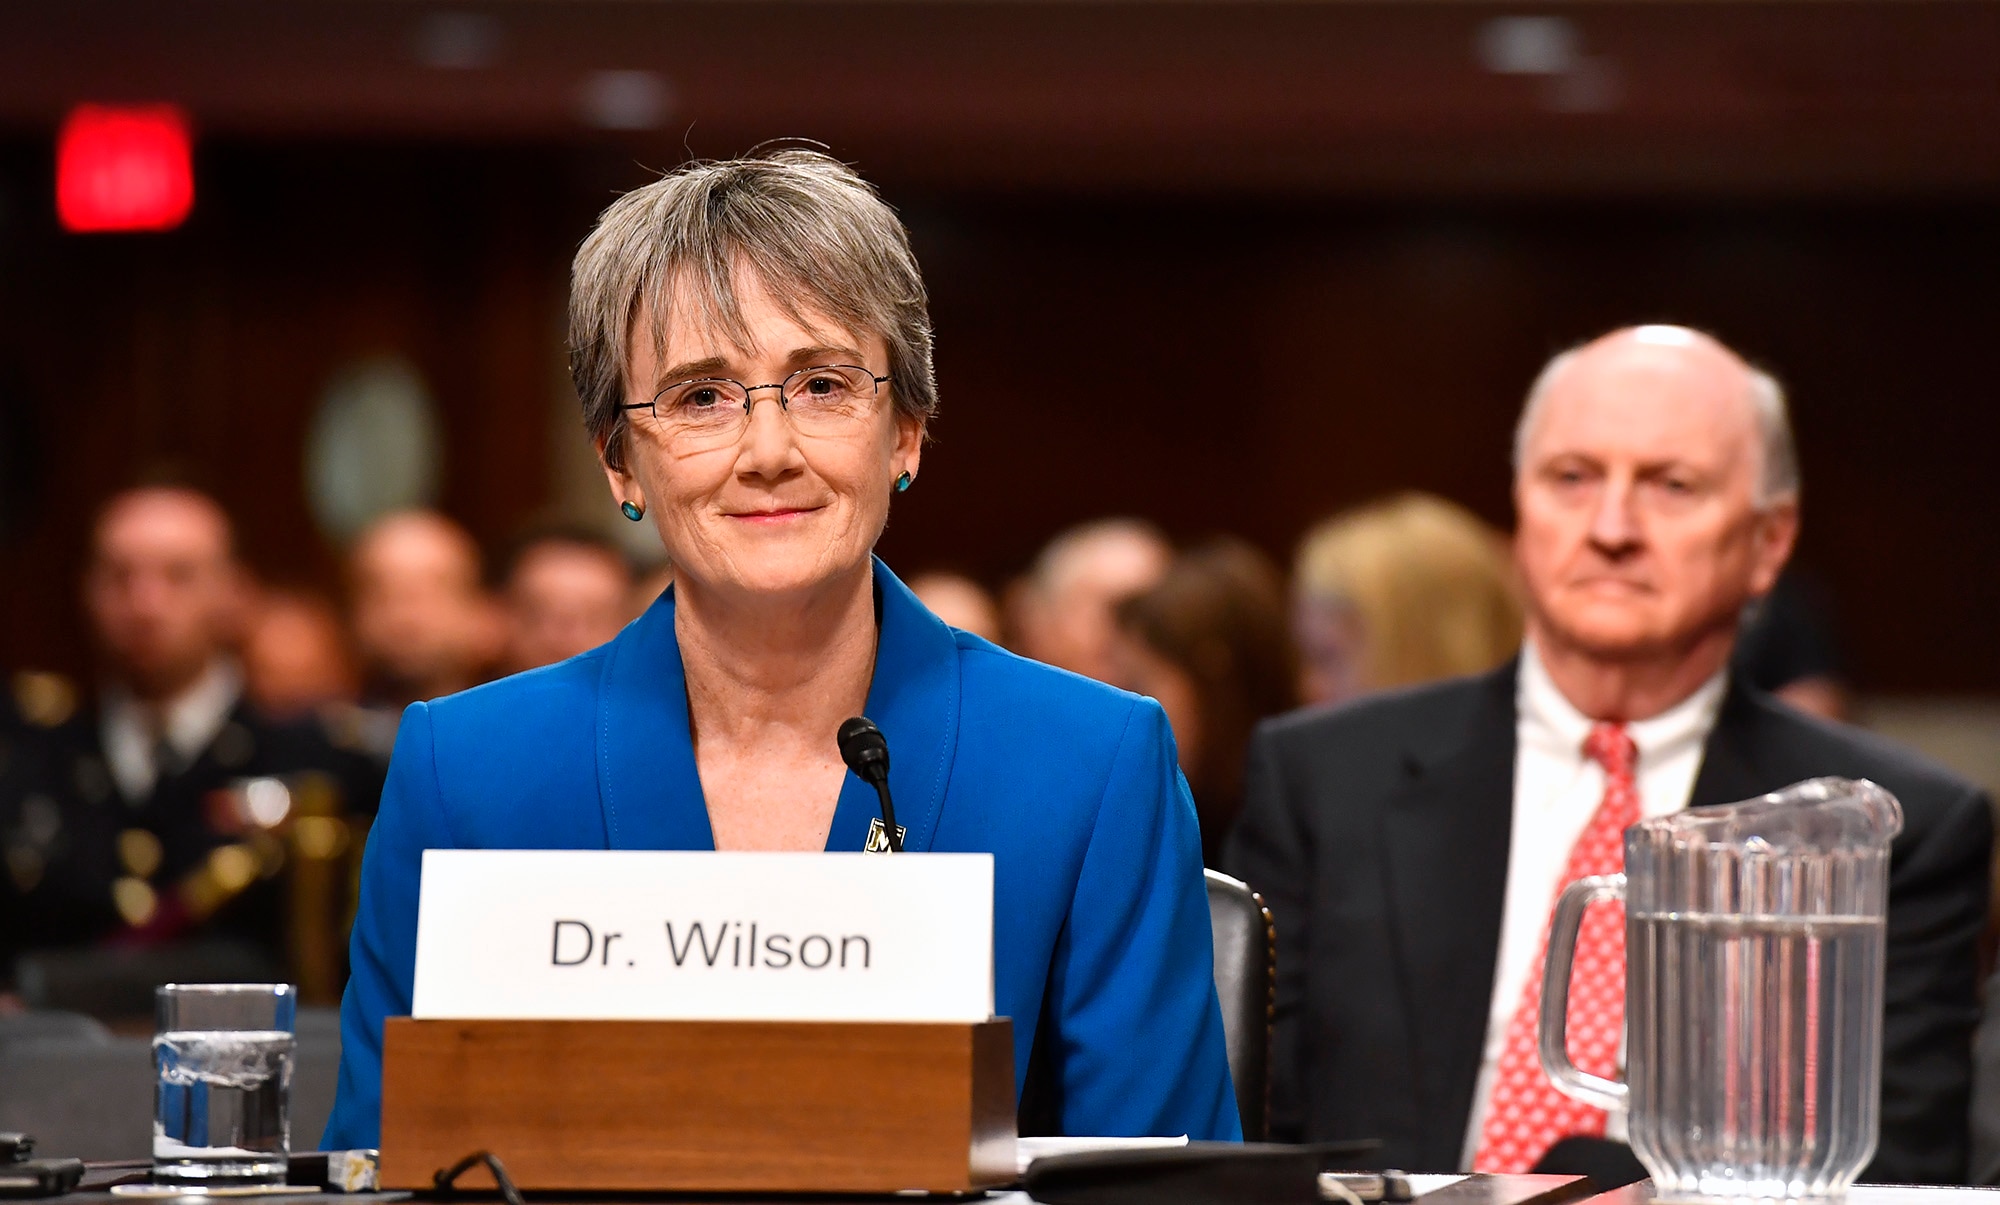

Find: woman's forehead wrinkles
[658,317,855,371]
[649,282,864,370]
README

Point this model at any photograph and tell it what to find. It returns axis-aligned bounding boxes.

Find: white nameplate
[410,850,994,1022]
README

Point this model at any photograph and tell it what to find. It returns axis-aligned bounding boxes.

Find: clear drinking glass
[1539,778,1902,1204]
[153,983,298,1186]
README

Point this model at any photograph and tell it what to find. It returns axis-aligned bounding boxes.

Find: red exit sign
[57,104,194,233]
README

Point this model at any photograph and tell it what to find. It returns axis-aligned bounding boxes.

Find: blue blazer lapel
[596,586,715,851]
[825,558,962,853]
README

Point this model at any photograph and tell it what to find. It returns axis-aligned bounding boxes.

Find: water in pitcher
[1626,910,1885,1204]
[152,1029,294,1184]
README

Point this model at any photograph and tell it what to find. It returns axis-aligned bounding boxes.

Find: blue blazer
[322,559,1240,1147]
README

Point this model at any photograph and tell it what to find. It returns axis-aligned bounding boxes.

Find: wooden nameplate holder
[378,1017,1018,1193]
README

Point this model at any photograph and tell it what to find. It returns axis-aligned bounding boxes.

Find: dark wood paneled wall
[889,197,2000,692]
[2,141,1997,692]
[0,144,575,673]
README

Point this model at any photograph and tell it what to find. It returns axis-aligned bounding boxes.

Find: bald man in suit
[1229,326,1990,1183]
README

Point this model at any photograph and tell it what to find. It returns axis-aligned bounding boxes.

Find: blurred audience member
[349,510,500,707]
[1015,518,1171,681]
[0,672,65,1010]
[1110,539,1295,864]
[243,588,359,720]
[2,488,383,1009]
[1292,492,1522,707]
[1732,568,1850,721]
[910,571,1004,643]
[82,490,252,810]
[499,527,635,674]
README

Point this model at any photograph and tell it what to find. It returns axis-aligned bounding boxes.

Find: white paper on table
[1407,1175,1469,1196]
[1015,1135,1190,1174]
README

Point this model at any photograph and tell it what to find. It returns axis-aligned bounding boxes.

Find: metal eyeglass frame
[619,364,893,421]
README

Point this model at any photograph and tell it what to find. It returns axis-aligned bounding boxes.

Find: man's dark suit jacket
[1225,662,1992,1182]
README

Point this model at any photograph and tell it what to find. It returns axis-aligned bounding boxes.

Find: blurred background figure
[909,571,1004,643]
[348,510,501,708]
[498,526,635,675]
[1732,569,1851,722]
[243,588,359,721]
[1291,492,1524,708]
[85,489,251,716]
[0,680,29,1012]
[1109,539,1296,864]
[1013,518,1171,681]
[2,487,380,1016]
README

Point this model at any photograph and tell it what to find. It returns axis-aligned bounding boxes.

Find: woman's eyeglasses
[621,364,892,452]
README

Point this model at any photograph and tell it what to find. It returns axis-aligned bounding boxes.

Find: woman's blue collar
[593,556,961,853]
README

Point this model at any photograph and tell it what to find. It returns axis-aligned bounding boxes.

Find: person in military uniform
[1,670,99,988]
[2,488,383,1015]
[0,672,66,1011]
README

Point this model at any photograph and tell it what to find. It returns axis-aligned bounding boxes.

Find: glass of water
[153,983,297,1186]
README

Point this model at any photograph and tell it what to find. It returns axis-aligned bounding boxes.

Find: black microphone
[837,716,902,853]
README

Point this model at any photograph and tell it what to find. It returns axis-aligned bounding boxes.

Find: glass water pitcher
[1539,777,1902,1203]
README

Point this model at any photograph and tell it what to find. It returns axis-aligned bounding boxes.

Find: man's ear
[1748,498,1800,597]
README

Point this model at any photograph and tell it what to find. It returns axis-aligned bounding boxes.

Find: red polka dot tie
[1473,721,1640,1173]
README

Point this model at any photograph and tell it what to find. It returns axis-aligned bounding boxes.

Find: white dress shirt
[1459,641,1727,1167]
[100,658,244,804]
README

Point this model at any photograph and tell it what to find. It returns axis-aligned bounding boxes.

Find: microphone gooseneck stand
[836,716,903,853]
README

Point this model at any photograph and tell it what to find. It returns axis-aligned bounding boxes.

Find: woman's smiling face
[606,265,922,605]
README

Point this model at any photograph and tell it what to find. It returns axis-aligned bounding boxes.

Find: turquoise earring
[620,500,645,521]
[894,472,913,493]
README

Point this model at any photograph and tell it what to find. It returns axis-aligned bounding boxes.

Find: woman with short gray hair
[324,149,1241,1144]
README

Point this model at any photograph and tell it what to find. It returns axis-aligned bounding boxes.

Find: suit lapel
[828,559,961,853]
[595,586,715,851]
[1689,677,1766,810]
[1378,663,1519,1168]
